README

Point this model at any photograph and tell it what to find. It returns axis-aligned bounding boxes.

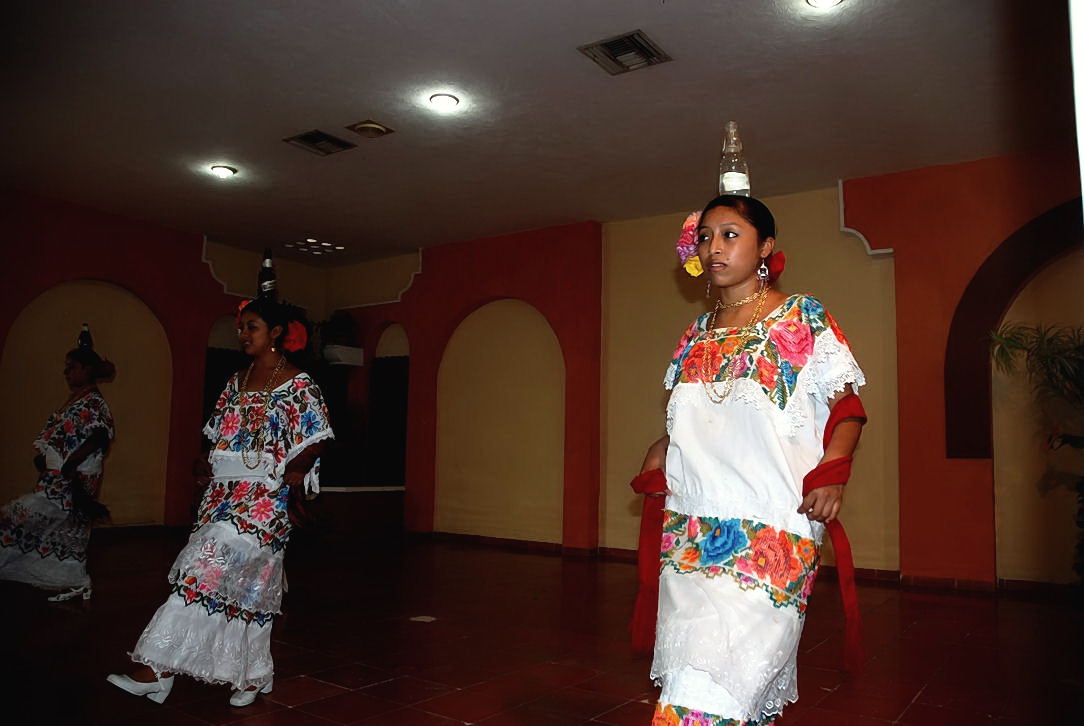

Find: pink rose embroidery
[757,355,779,390]
[660,533,677,554]
[220,411,240,438]
[769,318,814,367]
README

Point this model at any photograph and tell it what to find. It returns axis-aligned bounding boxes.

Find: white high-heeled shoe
[229,678,273,707]
[48,582,92,602]
[106,673,174,704]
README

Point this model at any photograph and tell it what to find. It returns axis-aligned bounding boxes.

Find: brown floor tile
[232,709,341,725]
[354,708,467,725]
[787,706,894,725]
[309,664,394,690]
[297,691,401,724]
[265,676,351,707]
[176,693,285,725]
[359,676,457,706]
[590,700,656,725]
[523,687,629,720]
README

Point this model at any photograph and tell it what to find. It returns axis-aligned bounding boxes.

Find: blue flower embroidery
[231,429,252,451]
[267,413,281,437]
[700,519,747,565]
[300,410,320,437]
[779,360,798,391]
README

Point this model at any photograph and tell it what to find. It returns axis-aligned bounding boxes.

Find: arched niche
[0,280,172,525]
[436,300,565,543]
[945,198,1082,458]
[992,245,1084,583]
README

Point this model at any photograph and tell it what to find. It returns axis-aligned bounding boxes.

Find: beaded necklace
[238,355,286,470]
[700,285,771,404]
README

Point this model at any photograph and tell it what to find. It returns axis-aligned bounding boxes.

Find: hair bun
[95,359,117,382]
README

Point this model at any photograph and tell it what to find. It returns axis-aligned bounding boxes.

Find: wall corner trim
[837,179,894,257]
[337,248,424,310]
[200,236,247,299]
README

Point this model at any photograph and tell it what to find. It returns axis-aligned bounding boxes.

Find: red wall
[1,192,237,525]
[842,151,1080,584]
[346,222,603,551]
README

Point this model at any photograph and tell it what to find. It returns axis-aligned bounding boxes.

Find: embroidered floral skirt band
[652,510,819,723]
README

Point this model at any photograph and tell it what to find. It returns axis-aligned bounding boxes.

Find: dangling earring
[757,260,770,283]
[705,279,712,299]
[271,345,277,353]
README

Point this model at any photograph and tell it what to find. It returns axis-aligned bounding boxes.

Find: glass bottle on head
[718,120,750,197]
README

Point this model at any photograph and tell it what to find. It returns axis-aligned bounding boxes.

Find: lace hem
[130,654,272,692]
[651,651,798,722]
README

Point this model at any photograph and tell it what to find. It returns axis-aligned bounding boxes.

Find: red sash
[803,393,867,673]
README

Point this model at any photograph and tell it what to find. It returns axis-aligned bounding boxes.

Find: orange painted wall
[345,222,603,550]
[842,151,1080,583]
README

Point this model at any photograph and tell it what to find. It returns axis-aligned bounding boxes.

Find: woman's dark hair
[66,348,116,382]
[241,298,310,356]
[699,195,777,242]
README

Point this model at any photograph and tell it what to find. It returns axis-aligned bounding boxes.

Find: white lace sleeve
[802,330,866,403]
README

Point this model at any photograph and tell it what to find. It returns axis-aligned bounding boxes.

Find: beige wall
[203,241,422,321]
[327,253,421,311]
[203,240,331,320]
[0,281,172,525]
[435,299,565,543]
[600,186,900,571]
[993,246,1084,583]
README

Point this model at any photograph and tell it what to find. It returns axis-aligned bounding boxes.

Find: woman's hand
[193,456,212,488]
[282,470,306,489]
[797,484,844,523]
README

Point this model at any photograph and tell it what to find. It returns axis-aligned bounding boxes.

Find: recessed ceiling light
[335,246,345,250]
[209,165,237,179]
[284,243,294,248]
[321,242,332,246]
[347,120,395,139]
[806,0,843,7]
[312,251,323,255]
[429,93,460,111]
[305,238,317,243]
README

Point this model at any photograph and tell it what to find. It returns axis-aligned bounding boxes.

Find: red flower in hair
[234,299,252,326]
[767,251,786,282]
[283,320,308,352]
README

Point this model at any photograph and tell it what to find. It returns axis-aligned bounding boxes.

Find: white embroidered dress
[651,295,864,726]
[129,372,333,690]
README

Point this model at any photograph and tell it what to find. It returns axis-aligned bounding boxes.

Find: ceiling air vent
[578,29,672,75]
[283,129,358,156]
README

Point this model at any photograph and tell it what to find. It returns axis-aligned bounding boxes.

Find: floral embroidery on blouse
[663,295,852,412]
[204,373,332,469]
[34,390,114,462]
[660,510,819,614]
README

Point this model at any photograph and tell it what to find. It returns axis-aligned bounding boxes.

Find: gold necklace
[239,355,286,470]
[712,287,763,317]
[700,285,771,403]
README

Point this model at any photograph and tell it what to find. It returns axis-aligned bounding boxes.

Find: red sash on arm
[629,468,668,653]
[630,468,667,495]
[803,393,867,673]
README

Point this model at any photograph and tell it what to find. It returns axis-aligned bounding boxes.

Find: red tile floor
[2,526,1081,725]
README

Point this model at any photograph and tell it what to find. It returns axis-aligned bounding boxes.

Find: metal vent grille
[578,30,672,75]
[283,129,358,156]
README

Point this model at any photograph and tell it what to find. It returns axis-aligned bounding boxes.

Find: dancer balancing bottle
[718,120,750,196]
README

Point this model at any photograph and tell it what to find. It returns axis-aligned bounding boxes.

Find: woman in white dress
[651,195,867,726]
[107,298,333,707]
[0,347,115,601]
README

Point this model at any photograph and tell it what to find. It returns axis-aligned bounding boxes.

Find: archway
[0,280,172,525]
[435,300,565,543]
[992,246,1084,584]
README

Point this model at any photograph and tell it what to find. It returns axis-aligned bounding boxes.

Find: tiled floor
[2,527,1081,724]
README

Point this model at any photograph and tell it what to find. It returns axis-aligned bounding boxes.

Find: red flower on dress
[827,312,852,349]
[285,403,300,430]
[220,412,240,438]
[769,317,814,367]
[757,355,778,390]
[681,341,724,382]
[740,526,804,589]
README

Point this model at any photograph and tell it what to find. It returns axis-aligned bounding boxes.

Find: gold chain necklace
[700,285,771,404]
[238,355,286,470]
[712,287,763,315]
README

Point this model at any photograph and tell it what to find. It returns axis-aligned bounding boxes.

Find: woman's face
[63,357,93,390]
[238,311,282,357]
[696,206,774,288]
